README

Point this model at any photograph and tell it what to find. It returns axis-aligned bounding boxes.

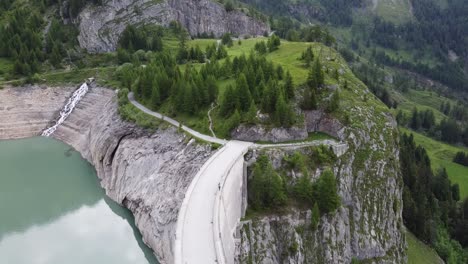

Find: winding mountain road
[129,93,227,145]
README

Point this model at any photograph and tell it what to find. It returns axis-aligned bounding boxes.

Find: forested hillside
[0,0,102,79]
[238,0,468,92]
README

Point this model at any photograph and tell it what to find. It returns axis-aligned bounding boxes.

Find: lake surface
[0,137,158,264]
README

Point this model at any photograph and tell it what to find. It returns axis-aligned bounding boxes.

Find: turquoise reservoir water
[0,137,158,264]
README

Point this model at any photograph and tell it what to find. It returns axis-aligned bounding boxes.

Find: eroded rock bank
[78,0,270,53]
[0,86,214,264]
[0,85,75,139]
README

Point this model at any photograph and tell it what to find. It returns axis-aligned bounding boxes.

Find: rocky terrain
[0,86,215,264]
[235,90,405,262]
[78,0,270,53]
[231,110,346,143]
[0,86,75,140]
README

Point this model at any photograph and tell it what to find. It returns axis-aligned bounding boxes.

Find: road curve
[128,92,228,145]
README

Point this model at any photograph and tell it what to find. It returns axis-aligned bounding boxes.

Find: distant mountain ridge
[77,0,270,53]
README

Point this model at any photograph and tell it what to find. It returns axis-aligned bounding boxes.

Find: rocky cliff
[78,0,270,53]
[235,79,405,262]
[0,86,215,264]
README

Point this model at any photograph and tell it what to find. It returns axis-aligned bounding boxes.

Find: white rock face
[78,0,270,53]
[0,86,215,264]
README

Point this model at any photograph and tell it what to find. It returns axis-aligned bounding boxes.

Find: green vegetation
[400,132,468,263]
[453,152,468,167]
[117,88,161,130]
[407,231,443,264]
[373,0,413,24]
[249,155,287,210]
[117,31,344,138]
[248,147,339,218]
[400,128,468,199]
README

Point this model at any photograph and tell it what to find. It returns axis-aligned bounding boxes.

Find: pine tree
[248,155,287,210]
[275,94,294,127]
[182,83,194,114]
[326,91,340,113]
[151,84,160,108]
[254,41,267,55]
[176,31,189,63]
[267,34,281,52]
[311,203,320,230]
[206,75,218,103]
[284,71,294,100]
[268,172,287,207]
[317,169,341,214]
[246,101,258,124]
[301,88,317,110]
[307,66,318,90]
[294,174,313,205]
[308,58,324,89]
[219,85,238,117]
[49,41,62,67]
[249,161,265,209]
[236,73,252,112]
[262,80,280,113]
[302,45,314,67]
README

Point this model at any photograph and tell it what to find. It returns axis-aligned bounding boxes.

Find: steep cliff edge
[235,70,405,262]
[0,86,215,264]
[78,0,270,53]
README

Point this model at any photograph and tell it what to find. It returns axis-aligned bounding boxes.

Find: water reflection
[0,137,158,264]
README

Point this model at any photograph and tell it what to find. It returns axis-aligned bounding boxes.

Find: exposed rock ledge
[0,86,215,264]
[230,110,345,143]
[78,0,270,53]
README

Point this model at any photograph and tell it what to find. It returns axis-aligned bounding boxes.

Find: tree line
[397,109,468,147]
[453,152,468,167]
[0,1,97,77]
[401,133,468,262]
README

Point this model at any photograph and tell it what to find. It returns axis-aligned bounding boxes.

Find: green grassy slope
[400,127,468,199]
[187,37,387,139]
[190,37,346,93]
[406,231,443,264]
[392,85,468,199]
[394,89,450,123]
[372,0,414,24]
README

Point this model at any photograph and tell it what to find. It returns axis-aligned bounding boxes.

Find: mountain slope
[78,0,270,52]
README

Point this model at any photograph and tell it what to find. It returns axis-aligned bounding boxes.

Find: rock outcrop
[305,110,346,140]
[0,86,215,264]
[231,124,308,143]
[78,0,270,53]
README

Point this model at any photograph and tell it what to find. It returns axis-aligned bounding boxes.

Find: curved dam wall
[214,150,249,264]
[0,85,215,264]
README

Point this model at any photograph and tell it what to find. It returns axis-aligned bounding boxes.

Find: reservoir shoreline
[0,85,214,264]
